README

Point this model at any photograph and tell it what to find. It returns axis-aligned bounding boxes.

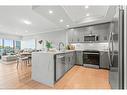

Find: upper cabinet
[67,22,111,43]
[68,29,79,43]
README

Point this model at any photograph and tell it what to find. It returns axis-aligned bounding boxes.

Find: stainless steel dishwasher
[55,54,65,81]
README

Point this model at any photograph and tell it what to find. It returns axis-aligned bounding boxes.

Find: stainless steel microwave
[84,35,99,41]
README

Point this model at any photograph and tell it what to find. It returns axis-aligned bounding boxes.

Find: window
[3,39,14,54]
[0,39,21,58]
[15,41,21,49]
[0,39,3,59]
[0,39,2,47]
[0,39,3,51]
[4,39,13,48]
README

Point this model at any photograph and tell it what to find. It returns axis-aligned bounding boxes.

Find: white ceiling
[0,6,117,36]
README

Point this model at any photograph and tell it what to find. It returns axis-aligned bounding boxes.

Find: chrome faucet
[58,42,64,51]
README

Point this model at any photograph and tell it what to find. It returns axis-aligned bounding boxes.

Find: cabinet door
[65,52,75,71]
[78,27,89,42]
[100,52,110,69]
[65,53,69,72]
[68,29,79,43]
[93,23,110,42]
[78,30,84,42]
[67,53,72,70]
[69,52,74,69]
[72,52,76,66]
[68,30,73,43]
[76,51,83,65]
[72,30,79,43]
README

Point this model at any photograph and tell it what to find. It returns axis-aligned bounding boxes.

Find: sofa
[2,55,17,62]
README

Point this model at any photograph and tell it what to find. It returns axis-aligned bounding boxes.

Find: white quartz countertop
[32,49,108,55]
[32,50,76,55]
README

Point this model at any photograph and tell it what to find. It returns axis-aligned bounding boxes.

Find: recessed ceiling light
[23,20,31,25]
[86,13,90,16]
[66,25,70,27]
[70,29,74,31]
[49,10,53,14]
[85,6,89,9]
[60,19,63,22]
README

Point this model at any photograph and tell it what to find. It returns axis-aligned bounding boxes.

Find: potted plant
[45,41,52,51]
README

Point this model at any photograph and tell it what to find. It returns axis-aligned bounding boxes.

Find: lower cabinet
[72,52,76,66]
[55,52,76,81]
[55,51,85,81]
[100,51,110,69]
[76,51,83,65]
[65,52,75,72]
[55,51,110,81]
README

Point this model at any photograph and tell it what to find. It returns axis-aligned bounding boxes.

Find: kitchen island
[32,50,76,87]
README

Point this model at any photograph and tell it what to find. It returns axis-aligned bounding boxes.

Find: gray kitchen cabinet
[68,30,73,43]
[93,23,110,42]
[78,30,84,42]
[76,51,83,65]
[68,29,80,43]
[78,27,89,43]
[65,53,71,72]
[55,51,76,81]
[71,52,76,66]
[65,53,71,70]
[72,30,79,43]
[65,52,75,72]
[100,51,110,69]
[67,22,111,43]
[65,54,69,72]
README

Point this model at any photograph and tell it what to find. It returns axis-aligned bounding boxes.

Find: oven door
[83,52,100,68]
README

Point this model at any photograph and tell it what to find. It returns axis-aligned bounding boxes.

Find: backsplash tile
[72,43,109,51]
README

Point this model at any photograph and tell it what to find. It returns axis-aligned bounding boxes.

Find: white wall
[0,32,22,40]
[22,30,67,50]
[21,39,36,49]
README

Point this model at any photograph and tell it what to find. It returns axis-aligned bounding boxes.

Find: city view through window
[0,38,21,59]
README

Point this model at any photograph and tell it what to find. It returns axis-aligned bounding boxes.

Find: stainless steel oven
[83,51,100,68]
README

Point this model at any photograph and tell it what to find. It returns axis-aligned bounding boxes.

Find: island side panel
[32,52,55,87]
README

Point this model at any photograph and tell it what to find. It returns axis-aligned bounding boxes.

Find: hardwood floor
[55,66,111,89]
[0,62,111,89]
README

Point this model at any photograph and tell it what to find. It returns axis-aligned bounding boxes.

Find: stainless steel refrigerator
[108,7,124,89]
